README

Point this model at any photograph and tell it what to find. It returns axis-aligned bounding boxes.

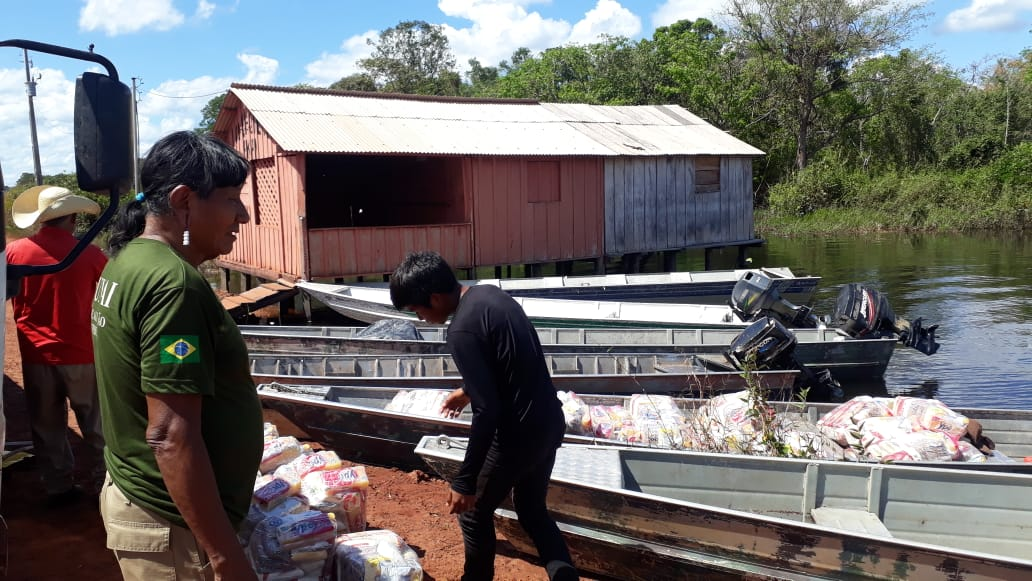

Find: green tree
[358,20,460,95]
[727,0,927,170]
[5,172,120,237]
[330,74,377,92]
[464,58,499,96]
[196,93,227,134]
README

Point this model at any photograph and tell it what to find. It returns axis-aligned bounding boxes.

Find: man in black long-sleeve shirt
[390,251,577,581]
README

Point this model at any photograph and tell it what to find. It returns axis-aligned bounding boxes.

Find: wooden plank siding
[216,104,306,281]
[470,157,602,267]
[307,224,473,278]
[603,155,755,255]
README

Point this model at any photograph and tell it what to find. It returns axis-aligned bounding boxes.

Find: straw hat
[12,185,101,229]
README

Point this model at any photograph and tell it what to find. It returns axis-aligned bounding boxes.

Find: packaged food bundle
[239,495,310,546]
[588,405,633,439]
[863,430,960,463]
[888,397,970,438]
[263,422,280,442]
[253,478,295,511]
[777,418,847,460]
[325,529,423,581]
[300,466,369,504]
[273,450,343,492]
[817,396,893,446]
[696,391,756,428]
[628,394,685,424]
[261,436,304,474]
[557,391,592,435]
[956,440,988,462]
[246,514,304,580]
[311,489,367,534]
[384,389,452,418]
[857,415,923,449]
[620,417,683,449]
[254,472,276,492]
[290,540,333,580]
[274,510,338,551]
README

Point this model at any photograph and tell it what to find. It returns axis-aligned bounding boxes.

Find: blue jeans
[457,442,577,581]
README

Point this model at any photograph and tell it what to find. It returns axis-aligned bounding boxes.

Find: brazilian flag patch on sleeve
[160,335,200,363]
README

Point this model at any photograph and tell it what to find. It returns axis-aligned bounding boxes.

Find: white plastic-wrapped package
[239,495,310,546]
[311,489,367,534]
[302,466,370,535]
[556,391,592,435]
[274,450,343,492]
[588,405,633,439]
[888,397,970,437]
[263,422,280,442]
[253,478,296,511]
[863,430,960,462]
[261,436,304,474]
[384,389,452,417]
[275,510,338,551]
[326,529,423,581]
[816,396,894,447]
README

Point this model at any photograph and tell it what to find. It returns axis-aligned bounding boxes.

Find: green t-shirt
[92,238,262,529]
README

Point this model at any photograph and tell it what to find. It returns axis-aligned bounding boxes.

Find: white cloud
[0,53,277,178]
[568,0,641,44]
[0,67,78,183]
[304,31,379,86]
[942,0,1032,32]
[79,0,186,36]
[303,0,652,86]
[652,0,726,29]
[136,53,277,154]
[195,0,216,20]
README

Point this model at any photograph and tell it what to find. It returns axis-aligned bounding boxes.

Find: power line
[146,88,230,99]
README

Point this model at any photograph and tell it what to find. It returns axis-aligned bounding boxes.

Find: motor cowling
[830,283,940,355]
[726,317,843,400]
[729,272,818,328]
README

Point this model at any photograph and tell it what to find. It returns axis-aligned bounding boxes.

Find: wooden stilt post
[662,250,678,272]
[494,265,502,278]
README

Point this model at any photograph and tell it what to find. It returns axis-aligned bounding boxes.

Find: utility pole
[23,49,42,186]
[131,77,142,194]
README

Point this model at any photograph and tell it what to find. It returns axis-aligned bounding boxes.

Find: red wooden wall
[468,157,602,266]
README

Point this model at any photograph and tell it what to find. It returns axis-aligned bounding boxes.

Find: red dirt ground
[1,304,594,580]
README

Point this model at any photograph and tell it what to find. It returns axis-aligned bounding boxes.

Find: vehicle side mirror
[74,71,132,193]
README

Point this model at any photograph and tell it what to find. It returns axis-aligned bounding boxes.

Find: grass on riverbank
[759,144,1032,237]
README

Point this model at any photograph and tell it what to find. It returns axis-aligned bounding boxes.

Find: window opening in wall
[528,160,560,203]
[695,156,720,193]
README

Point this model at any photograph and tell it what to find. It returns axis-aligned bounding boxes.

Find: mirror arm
[0,39,119,80]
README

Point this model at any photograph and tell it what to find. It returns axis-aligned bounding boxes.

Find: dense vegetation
[15,2,1023,237]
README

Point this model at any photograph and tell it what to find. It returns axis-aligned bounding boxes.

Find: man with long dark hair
[390,251,577,581]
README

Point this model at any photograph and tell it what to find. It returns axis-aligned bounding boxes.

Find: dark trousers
[458,442,577,581]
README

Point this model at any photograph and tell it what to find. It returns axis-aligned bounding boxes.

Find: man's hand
[447,488,476,514]
[440,387,471,418]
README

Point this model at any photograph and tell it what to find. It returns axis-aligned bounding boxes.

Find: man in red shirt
[8,185,108,503]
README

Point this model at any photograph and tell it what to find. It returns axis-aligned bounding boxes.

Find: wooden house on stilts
[211,84,765,286]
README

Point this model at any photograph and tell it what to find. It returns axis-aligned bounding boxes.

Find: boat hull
[249,352,799,396]
[417,439,1032,580]
[241,325,895,381]
[259,384,1032,473]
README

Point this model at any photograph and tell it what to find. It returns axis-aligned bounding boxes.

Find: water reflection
[734,233,1032,410]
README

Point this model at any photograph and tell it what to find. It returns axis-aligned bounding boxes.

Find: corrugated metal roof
[226,85,763,157]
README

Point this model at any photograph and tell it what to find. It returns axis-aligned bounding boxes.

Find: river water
[730,232,1032,410]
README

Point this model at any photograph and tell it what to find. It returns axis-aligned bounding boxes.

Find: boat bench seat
[811,507,893,538]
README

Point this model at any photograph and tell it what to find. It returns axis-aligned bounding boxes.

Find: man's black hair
[389,251,460,309]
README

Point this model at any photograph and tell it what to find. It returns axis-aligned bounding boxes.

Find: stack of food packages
[239,423,416,581]
[815,395,990,463]
[557,391,999,463]
[558,391,688,449]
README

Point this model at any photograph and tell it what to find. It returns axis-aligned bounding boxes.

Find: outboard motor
[727,317,843,400]
[731,272,940,356]
[830,283,939,355]
[730,271,819,328]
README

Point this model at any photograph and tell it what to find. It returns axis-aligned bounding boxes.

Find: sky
[0,0,1029,184]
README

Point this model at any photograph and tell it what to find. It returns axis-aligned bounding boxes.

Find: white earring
[182,213,191,247]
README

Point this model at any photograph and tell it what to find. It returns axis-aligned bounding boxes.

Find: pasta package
[301,466,370,504]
